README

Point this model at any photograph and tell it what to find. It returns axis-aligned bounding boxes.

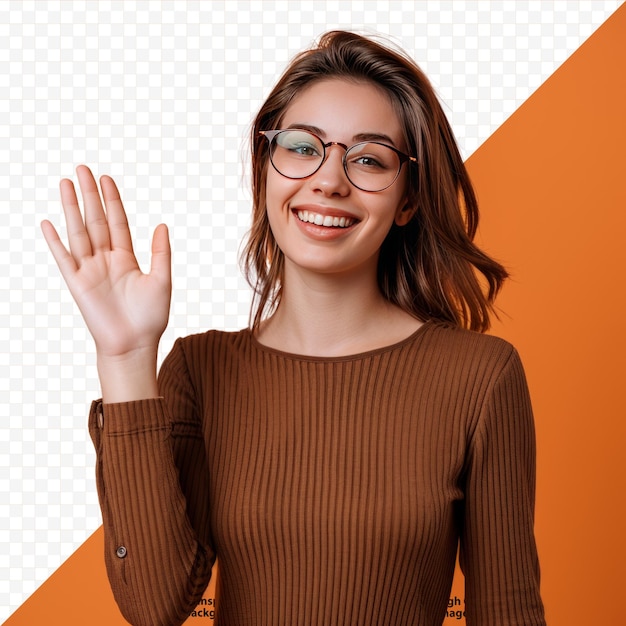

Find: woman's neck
[255,266,422,357]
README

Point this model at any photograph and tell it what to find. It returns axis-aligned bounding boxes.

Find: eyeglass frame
[259,129,418,192]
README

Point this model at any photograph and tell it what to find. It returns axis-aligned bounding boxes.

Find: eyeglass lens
[269,129,402,192]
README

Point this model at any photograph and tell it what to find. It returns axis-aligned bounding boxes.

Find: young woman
[42,31,546,626]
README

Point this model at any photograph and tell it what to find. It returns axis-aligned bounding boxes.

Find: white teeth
[296,210,354,228]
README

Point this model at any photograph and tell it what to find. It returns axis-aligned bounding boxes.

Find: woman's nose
[308,145,351,196]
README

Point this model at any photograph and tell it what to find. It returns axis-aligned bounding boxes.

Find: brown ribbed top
[89,320,545,626]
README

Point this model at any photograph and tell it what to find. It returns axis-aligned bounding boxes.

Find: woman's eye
[291,144,320,156]
[353,155,384,169]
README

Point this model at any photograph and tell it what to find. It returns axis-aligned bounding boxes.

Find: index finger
[100,174,135,253]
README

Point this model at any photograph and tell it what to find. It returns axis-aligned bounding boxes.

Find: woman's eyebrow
[352,131,397,145]
[285,123,397,146]
[286,123,326,136]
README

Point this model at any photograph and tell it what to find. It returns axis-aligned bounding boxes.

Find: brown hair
[241,30,508,332]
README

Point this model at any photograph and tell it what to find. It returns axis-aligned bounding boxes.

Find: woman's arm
[43,167,214,623]
[460,348,547,625]
[89,339,215,626]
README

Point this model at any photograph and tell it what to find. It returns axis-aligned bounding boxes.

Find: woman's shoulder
[159,328,254,387]
[423,319,514,349]
[417,319,520,373]
[405,322,528,413]
[173,327,253,357]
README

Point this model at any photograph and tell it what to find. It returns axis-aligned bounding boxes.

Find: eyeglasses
[259,129,417,192]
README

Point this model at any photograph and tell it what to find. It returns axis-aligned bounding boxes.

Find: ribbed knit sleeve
[88,338,215,626]
[460,348,546,625]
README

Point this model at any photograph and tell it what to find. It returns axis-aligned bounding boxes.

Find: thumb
[149,223,171,282]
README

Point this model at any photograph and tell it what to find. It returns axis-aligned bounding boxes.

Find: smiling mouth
[296,210,357,228]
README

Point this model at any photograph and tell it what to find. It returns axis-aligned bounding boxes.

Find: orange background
[6,5,626,625]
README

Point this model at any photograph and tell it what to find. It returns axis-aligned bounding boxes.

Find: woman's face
[264,78,411,282]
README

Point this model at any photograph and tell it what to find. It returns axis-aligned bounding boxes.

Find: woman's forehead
[280,78,404,145]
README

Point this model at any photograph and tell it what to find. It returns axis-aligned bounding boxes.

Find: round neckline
[246,319,434,363]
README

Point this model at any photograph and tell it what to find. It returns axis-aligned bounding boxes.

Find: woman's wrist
[97,347,160,403]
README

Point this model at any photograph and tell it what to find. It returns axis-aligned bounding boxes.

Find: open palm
[41,165,171,359]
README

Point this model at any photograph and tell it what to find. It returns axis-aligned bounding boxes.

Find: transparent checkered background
[1,0,622,619]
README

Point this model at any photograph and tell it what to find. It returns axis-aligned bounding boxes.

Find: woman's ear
[394,203,416,226]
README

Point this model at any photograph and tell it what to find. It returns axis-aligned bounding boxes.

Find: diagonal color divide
[466,3,626,625]
[5,4,626,625]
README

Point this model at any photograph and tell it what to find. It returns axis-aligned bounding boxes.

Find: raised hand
[42,166,172,401]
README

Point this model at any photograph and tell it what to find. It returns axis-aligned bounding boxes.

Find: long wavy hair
[241,30,508,333]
